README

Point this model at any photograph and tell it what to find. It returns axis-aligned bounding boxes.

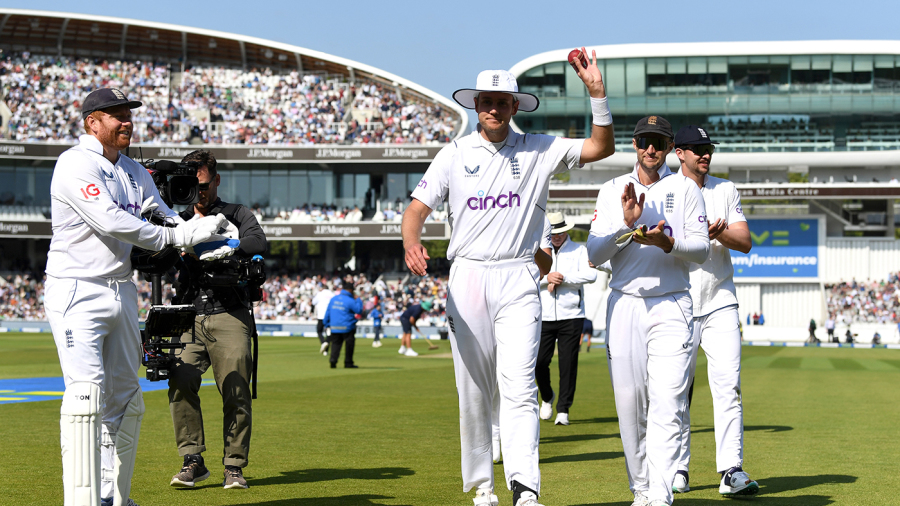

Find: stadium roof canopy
[0,8,468,134]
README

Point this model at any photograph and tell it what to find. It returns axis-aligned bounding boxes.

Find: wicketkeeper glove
[170,214,228,248]
[194,237,241,261]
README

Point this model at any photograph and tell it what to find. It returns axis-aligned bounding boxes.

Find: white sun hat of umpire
[547,212,574,234]
[452,70,540,113]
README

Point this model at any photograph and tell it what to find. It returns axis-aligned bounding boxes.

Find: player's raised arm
[570,47,615,164]
[402,199,433,276]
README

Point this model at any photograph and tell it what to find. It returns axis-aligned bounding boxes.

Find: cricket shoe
[320,342,330,355]
[473,488,499,506]
[223,466,249,489]
[399,345,407,355]
[404,348,419,357]
[539,391,554,421]
[719,466,758,496]
[515,491,544,506]
[492,436,501,463]
[372,340,383,348]
[631,491,650,506]
[554,413,569,425]
[101,499,139,506]
[170,453,210,487]
[673,470,689,493]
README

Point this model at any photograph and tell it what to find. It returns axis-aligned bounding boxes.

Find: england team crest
[510,158,521,179]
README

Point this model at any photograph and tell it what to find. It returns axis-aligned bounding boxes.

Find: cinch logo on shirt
[467,190,521,210]
[417,179,427,189]
[648,223,674,236]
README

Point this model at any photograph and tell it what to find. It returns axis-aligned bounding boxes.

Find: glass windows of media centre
[515,54,900,152]
[517,54,900,99]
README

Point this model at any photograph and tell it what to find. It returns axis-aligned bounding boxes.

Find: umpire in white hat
[535,212,597,426]
[403,48,615,506]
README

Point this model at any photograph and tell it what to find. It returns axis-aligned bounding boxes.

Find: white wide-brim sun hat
[547,212,574,234]
[452,70,539,113]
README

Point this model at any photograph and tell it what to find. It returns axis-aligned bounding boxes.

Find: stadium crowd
[1,53,458,145]
[4,270,900,327]
[824,272,900,324]
[254,272,448,325]
[0,270,450,326]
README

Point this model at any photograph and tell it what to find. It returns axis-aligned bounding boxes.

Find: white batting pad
[60,381,102,506]
[113,390,145,505]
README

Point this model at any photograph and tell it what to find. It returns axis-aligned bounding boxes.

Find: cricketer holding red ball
[402,49,614,506]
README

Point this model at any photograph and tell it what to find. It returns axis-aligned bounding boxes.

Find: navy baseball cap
[674,125,719,147]
[81,88,143,119]
[633,115,673,138]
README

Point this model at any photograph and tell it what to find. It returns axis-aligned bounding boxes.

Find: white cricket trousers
[606,290,694,506]
[678,305,744,473]
[45,275,143,498]
[447,257,543,494]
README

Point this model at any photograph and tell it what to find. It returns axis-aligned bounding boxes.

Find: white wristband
[591,97,613,127]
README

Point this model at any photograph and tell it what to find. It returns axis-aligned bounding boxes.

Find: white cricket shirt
[47,135,181,280]
[540,237,597,321]
[587,163,709,297]
[313,289,335,320]
[689,175,747,317]
[411,130,584,262]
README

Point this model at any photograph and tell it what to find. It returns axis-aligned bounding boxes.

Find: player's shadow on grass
[540,450,623,464]
[690,424,793,435]
[245,495,413,506]
[685,474,856,500]
[540,433,619,444]
[569,416,618,425]
[238,467,415,487]
[573,495,836,506]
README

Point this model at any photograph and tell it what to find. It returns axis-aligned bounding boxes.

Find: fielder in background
[323,280,364,368]
[167,150,267,491]
[370,301,384,348]
[402,49,614,506]
[313,284,335,355]
[45,88,229,506]
[587,115,709,506]
[671,125,758,497]
[398,301,424,356]
[536,212,597,426]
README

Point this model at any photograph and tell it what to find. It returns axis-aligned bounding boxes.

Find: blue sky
[5,0,899,103]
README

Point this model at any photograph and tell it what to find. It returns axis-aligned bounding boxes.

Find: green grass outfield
[1,332,897,506]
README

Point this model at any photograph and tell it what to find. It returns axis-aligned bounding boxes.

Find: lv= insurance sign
[731,217,821,279]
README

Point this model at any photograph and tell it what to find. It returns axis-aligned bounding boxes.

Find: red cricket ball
[568,49,588,71]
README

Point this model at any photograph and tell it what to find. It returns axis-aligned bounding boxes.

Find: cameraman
[167,150,267,490]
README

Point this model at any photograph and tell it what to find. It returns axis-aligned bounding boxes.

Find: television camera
[142,159,202,208]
